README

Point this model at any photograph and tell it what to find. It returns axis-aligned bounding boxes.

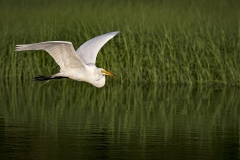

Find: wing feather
[76,31,119,65]
[15,41,85,72]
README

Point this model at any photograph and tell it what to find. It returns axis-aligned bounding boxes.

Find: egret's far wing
[15,41,85,72]
[76,31,119,65]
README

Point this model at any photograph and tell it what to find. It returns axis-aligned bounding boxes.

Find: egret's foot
[34,76,51,81]
[34,75,69,81]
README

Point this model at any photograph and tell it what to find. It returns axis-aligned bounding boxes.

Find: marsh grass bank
[0,0,239,84]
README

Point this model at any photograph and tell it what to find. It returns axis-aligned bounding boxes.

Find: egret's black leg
[34,75,68,81]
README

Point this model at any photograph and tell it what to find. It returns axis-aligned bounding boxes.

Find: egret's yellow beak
[101,70,116,77]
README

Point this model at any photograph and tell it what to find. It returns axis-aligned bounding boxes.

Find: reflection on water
[0,80,239,159]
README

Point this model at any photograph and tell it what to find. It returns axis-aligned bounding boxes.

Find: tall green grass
[0,0,239,84]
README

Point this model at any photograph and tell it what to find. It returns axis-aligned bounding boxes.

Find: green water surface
[0,80,239,159]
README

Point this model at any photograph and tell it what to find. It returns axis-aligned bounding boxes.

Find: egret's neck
[93,75,105,88]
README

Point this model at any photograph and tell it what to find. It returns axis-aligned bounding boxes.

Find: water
[0,80,239,159]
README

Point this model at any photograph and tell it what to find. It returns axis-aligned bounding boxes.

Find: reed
[0,0,239,84]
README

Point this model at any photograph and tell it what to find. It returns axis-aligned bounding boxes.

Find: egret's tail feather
[34,75,68,81]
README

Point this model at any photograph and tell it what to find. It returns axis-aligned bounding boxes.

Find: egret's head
[101,69,116,77]
[92,68,116,88]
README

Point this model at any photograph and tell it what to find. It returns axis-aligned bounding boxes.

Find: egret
[15,31,119,88]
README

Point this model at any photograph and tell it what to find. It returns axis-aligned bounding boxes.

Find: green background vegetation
[0,0,239,85]
[0,1,239,158]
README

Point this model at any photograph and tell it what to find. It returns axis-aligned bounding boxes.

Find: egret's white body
[15,31,119,88]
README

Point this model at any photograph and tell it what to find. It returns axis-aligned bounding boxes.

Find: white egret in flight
[15,31,119,88]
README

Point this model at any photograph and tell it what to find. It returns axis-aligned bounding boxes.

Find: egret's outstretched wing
[15,41,85,72]
[76,31,119,65]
